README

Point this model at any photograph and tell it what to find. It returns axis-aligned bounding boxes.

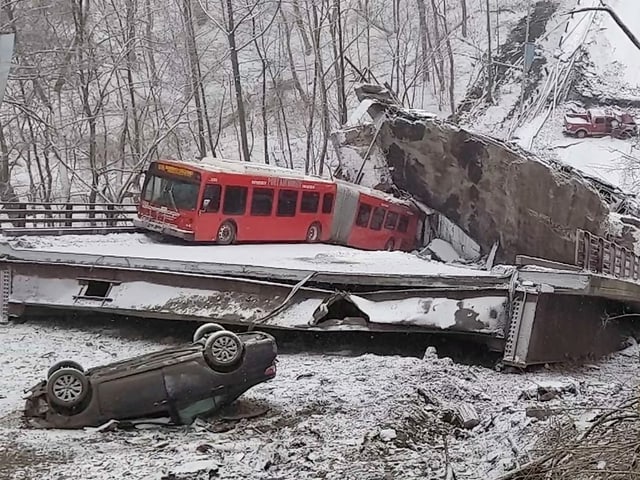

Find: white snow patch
[348,295,506,331]
[6,234,495,277]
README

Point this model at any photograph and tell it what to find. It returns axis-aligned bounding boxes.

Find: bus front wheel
[306,222,322,243]
[216,221,236,245]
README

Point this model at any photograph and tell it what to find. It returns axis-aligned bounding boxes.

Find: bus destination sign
[267,177,302,189]
[157,163,197,178]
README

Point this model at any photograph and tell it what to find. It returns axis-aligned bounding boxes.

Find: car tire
[193,322,225,343]
[576,130,587,138]
[203,331,244,371]
[47,360,85,380]
[216,221,236,245]
[47,368,90,409]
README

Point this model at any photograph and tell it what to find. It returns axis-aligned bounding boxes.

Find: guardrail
[575,229,640,281]
[0,202,138,236]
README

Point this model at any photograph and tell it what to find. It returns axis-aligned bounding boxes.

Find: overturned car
[24,324,277,429]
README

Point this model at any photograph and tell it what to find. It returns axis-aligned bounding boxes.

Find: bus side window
[385,211,399,230]
[322,193,334,214]
[277,189,298,217]
[251,188,274,216]
[355,203,372,227]
[201,184,221,212]
[370,207,385,230]
[223,186,248,215]
[301,192,320,213]
[398,215,409,233]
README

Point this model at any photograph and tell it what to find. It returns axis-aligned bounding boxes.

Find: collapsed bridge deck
[1,233,639,367]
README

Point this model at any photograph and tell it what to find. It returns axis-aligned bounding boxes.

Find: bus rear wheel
[216,221,236,245]
[306,222,322,243]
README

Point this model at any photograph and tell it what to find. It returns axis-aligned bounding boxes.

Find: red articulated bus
[134,158,424,251]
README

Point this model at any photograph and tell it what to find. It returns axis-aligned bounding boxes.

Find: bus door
[195,182,222,241]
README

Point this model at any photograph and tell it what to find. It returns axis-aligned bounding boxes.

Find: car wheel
[216,221,236,245]
[576,130,586,138]
[193,322,225,343]
[204,331,244,370]
[47,368,90,409]
[47,360,85,380]
[306,222,322,243]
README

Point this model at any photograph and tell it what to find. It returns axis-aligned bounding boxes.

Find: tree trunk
[438,0,456,114]
[225,0,251,162]
[183,0,207,157]
[292,0,312,54]
[460,0,468,37]
[280,9,309,105]
[430,0,446,104]
[485,0,493,103]
[252,16,269,164]
[332,0,347,125]
[310,1,329,176]
[416,0,431,83]
[125,0,141,164]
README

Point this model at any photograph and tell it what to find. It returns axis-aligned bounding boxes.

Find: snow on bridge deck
[5,233,497,279]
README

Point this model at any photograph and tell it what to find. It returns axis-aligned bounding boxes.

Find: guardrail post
[0,268,11,324]
[107,204,115,227]
[65,202,72,227]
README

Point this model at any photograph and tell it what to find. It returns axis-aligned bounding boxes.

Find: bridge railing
[575,229,640,281]
[0,202,138,236]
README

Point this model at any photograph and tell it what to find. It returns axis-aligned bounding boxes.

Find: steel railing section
[575,229,640,281]
[0,202,137,236]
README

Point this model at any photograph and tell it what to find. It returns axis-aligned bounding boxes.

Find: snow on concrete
[1,318,639,479]
[6,233,496,277]
[348,295,506,332]
[427,239,463,263]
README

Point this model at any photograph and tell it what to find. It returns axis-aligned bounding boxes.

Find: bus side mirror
[201,198,211,212]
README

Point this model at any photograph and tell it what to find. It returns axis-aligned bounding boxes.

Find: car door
[97,371,169,420]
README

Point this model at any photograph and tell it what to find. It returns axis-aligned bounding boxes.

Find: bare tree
[460,0,467,37]
[485,0,494,102]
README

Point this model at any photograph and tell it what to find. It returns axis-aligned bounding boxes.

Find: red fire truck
[134,158,423,251]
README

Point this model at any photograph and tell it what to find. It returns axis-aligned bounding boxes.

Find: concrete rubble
[334,84,640,265]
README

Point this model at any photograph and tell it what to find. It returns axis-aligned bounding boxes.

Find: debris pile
[498,396,640,480]
[335,84,640,265]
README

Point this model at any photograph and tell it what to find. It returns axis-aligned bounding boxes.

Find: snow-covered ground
[5,233,492,277]
[515,0,640,193]
[1,318,638,479]
[528,104,640,191]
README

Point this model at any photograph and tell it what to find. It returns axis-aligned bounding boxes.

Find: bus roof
[155,157,416,209]
[198,157,334,184]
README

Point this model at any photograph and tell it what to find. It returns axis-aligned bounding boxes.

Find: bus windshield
[142,174,200,211]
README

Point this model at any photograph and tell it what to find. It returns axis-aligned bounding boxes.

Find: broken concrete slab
[379,113,610,265]
[337,89,640,265]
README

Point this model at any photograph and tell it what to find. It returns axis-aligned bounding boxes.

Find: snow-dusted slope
[469,0,640,193]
